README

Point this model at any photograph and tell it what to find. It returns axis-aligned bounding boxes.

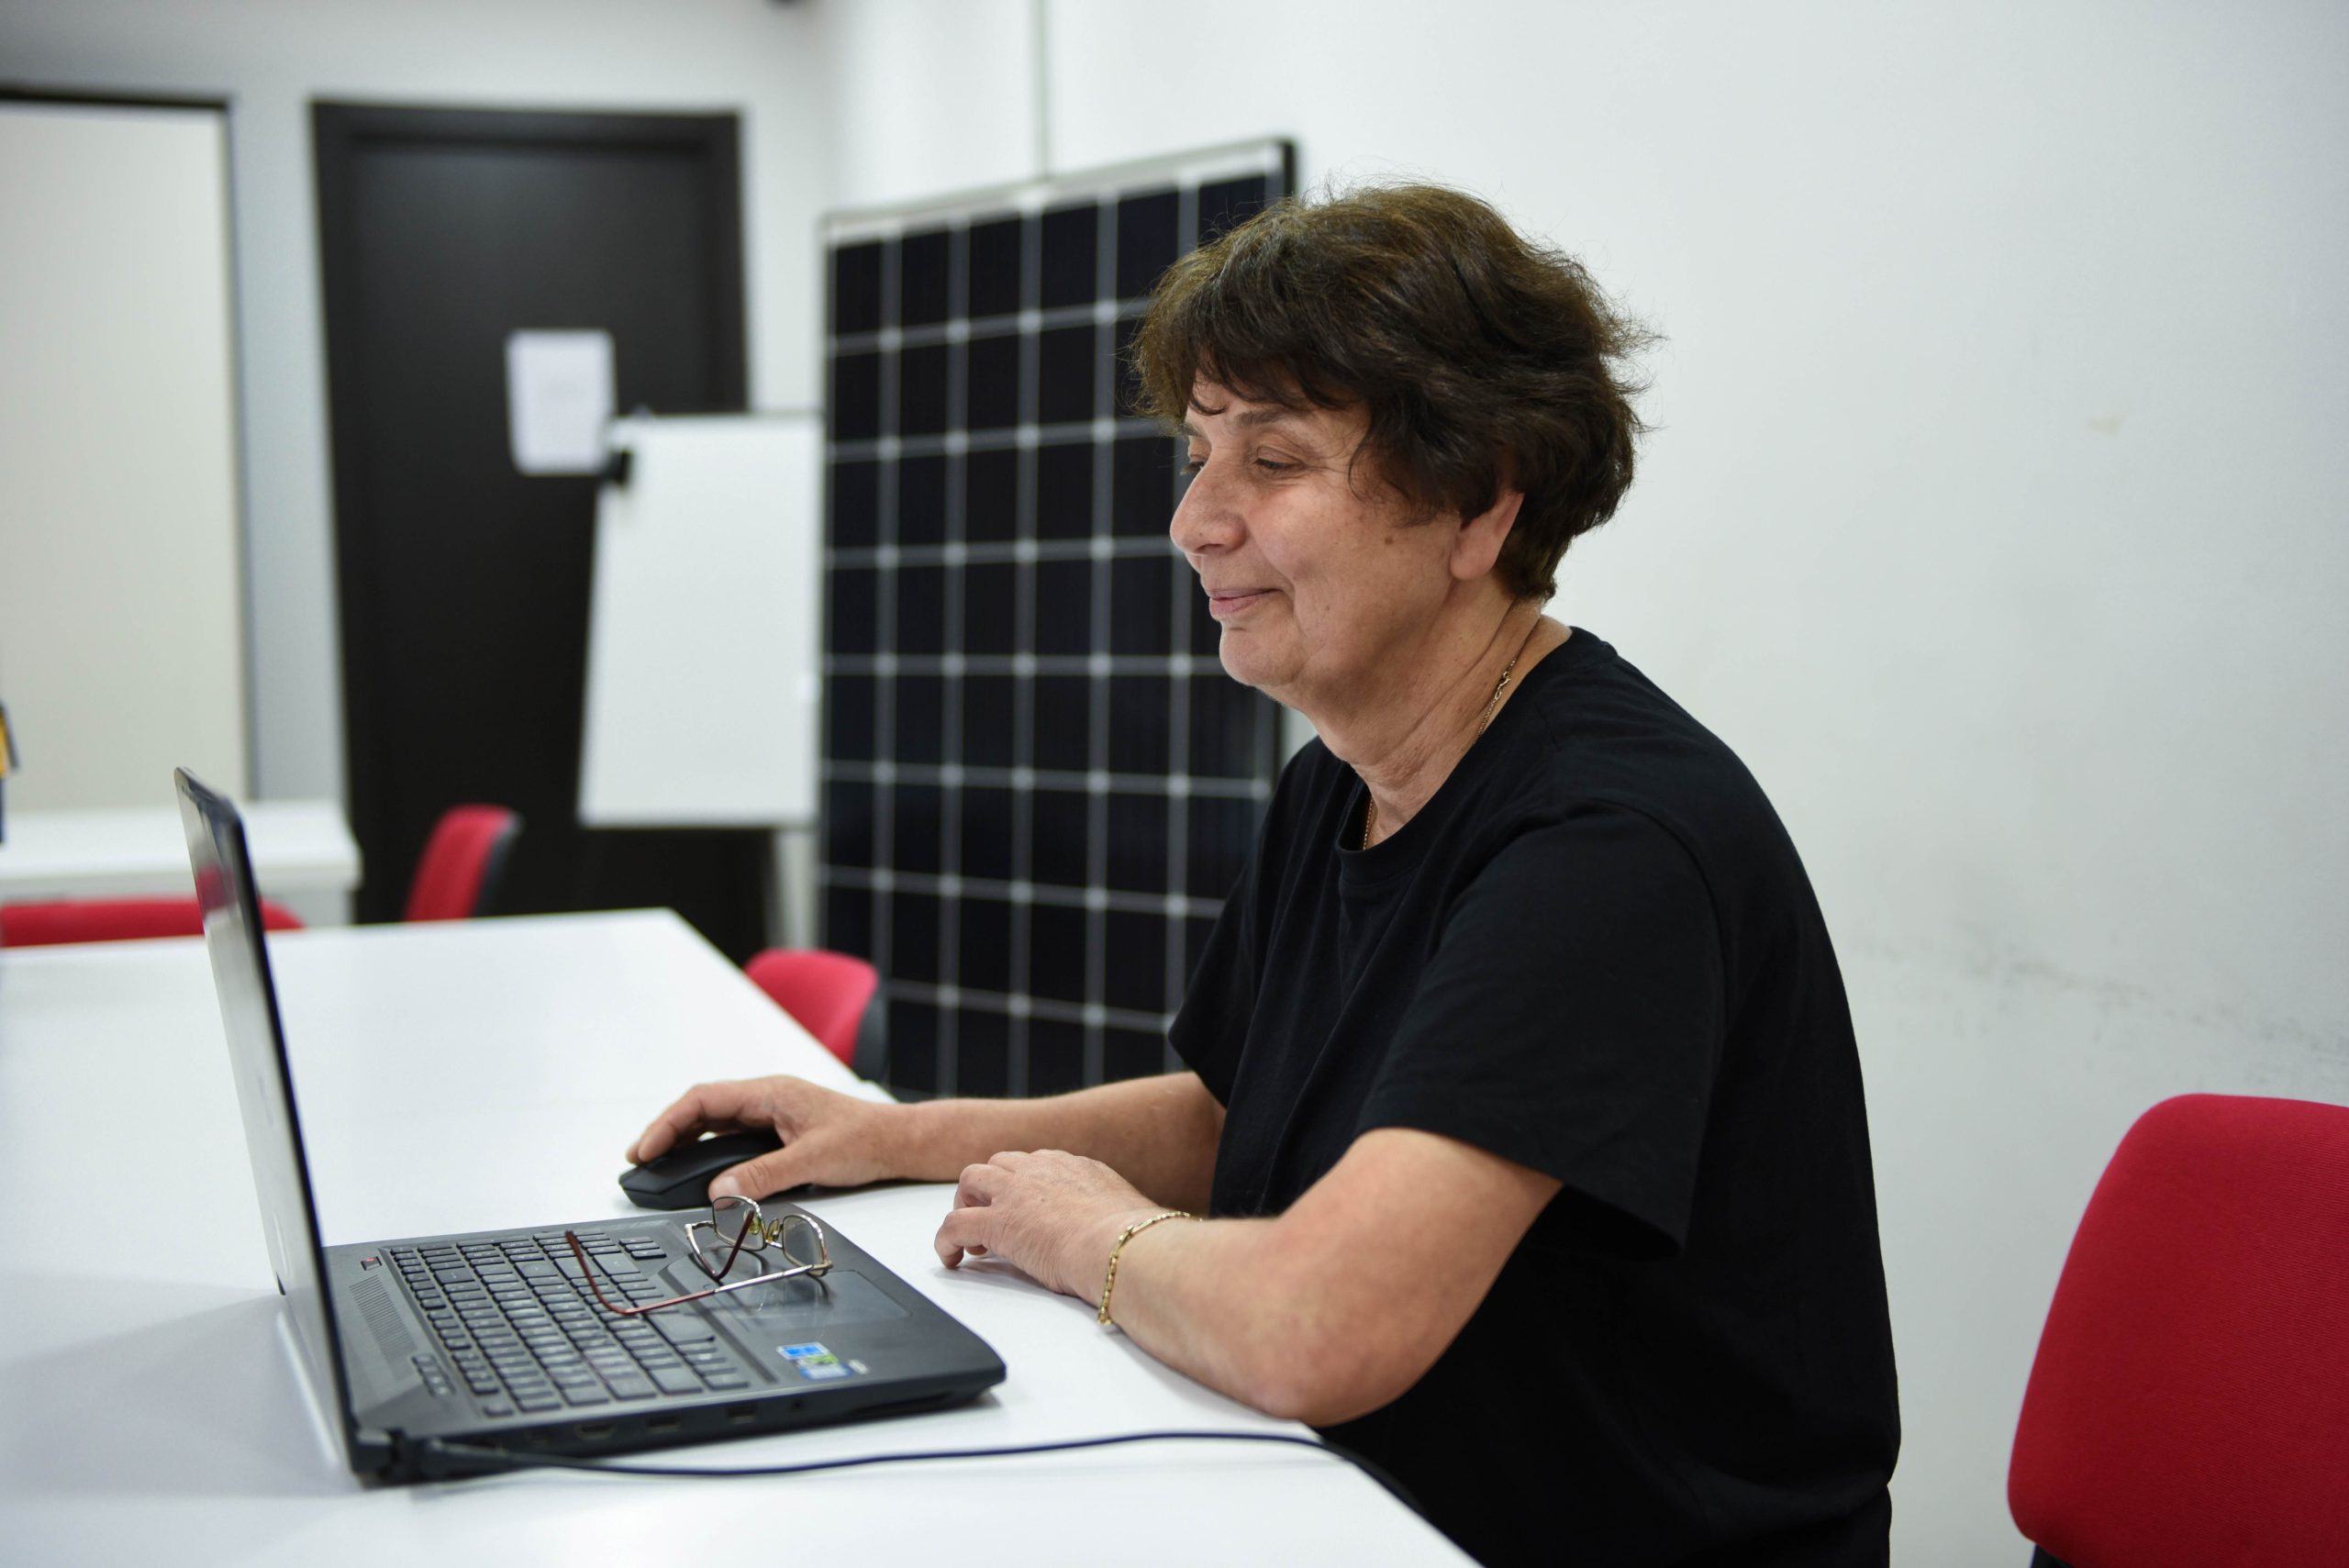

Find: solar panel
[821,141,1296,1096]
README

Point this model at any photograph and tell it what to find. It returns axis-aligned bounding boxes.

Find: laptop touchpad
[662,1262,911,1334]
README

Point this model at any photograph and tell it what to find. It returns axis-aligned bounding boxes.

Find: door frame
[310,102,745,915]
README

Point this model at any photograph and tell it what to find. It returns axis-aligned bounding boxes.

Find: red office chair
[1,895,305,947]
[742,948,878,1068]
[2008,1093,2349,1568]
[404,806,521,922]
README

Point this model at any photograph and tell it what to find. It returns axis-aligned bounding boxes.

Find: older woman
[630,184,1898,1566]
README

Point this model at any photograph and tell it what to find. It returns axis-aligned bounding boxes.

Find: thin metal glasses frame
[564,1198,831,1318]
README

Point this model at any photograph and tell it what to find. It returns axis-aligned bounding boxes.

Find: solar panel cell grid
[822,144,1291,1096]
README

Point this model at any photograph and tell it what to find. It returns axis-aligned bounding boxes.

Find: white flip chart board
[578,413,822,828]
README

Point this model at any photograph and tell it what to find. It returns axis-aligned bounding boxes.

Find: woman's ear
[1450,486,1525,583]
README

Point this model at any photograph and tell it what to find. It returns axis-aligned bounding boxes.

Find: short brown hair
[1130,183,1653,598]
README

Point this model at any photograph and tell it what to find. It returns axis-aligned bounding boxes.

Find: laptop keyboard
[389,1231,752,1418]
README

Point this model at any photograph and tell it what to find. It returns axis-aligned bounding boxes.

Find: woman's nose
[1169,464,1241,557]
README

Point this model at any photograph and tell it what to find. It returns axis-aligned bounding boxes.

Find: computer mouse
[618,1129,785,1210]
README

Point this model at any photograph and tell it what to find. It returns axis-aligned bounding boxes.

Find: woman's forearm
[1032,1129,1562,1428]
[890,1071,1224,1212]
[1081,1213,1324,1415]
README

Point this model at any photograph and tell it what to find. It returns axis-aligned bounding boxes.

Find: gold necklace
[1363,617,1541,850]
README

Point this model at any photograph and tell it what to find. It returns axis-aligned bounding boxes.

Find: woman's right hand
[626,1075,908,1201]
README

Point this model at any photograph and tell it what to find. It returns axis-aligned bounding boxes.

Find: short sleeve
[1359,803,1726,1256]
[1167,858,1256,1106]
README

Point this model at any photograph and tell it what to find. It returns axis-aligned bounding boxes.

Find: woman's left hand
[933,1150,1167,1299]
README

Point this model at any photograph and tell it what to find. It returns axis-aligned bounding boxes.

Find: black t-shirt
[1169,630,1899,1568]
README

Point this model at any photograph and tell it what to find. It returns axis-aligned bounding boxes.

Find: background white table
[0,909,1468,1567]
[0,799,360,925]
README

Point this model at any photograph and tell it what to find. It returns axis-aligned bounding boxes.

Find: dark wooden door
[315,104,767,955]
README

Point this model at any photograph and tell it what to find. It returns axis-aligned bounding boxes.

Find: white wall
[829,2,2349,1560]
[814,0,1038,211]
[0,0,836,806]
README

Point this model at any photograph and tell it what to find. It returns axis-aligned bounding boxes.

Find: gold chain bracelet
[1097,1209,1196,1327]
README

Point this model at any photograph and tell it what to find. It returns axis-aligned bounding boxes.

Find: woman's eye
[1252,455,1294,474]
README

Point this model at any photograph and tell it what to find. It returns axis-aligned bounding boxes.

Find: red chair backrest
[1,895,305,947]
[2009,1093,2349,1566]
[741,948,878,1068]
[404,806,519,922]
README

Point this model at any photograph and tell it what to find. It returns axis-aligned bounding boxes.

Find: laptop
[173,768,1005,1481]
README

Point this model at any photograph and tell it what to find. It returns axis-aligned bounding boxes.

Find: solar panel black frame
[821,139,1297,1097]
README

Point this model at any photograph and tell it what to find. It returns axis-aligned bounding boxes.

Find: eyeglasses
[564,1195,831,1318]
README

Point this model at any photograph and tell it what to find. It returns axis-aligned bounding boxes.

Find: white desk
[0,799,361,907]
[0,910,1468,1567]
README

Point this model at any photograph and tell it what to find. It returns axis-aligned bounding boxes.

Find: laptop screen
[175,768,354,1462]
